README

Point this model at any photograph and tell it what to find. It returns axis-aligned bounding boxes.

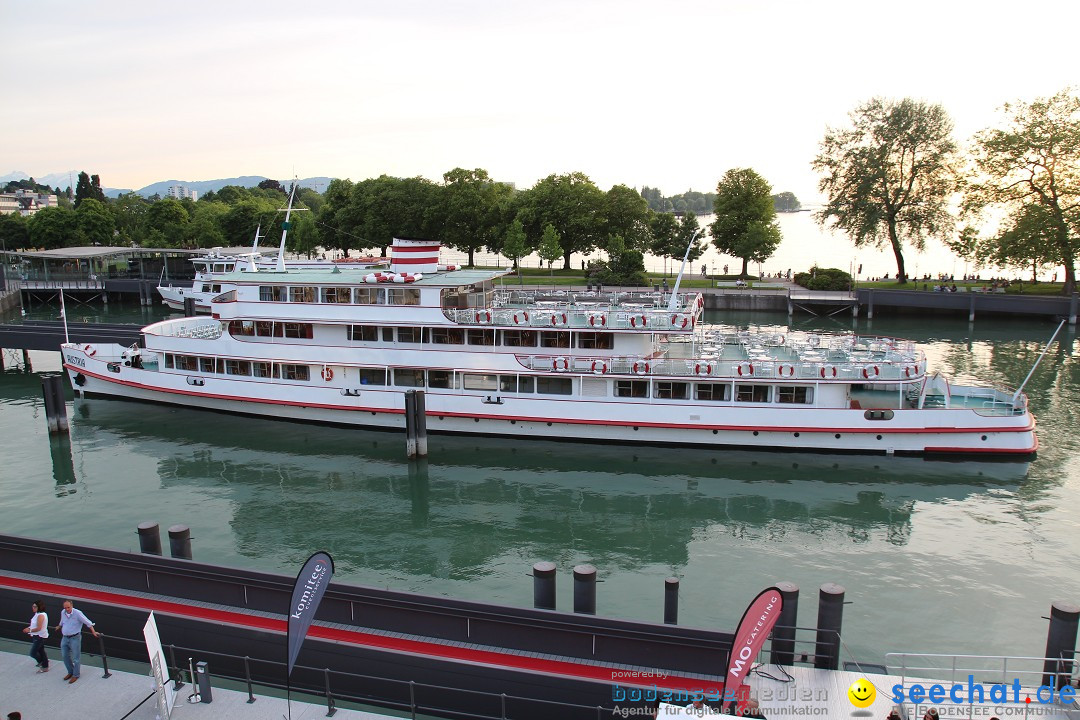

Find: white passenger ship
[64,238,1036,456]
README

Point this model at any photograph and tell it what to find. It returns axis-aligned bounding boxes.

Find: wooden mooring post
[404,390,428,458]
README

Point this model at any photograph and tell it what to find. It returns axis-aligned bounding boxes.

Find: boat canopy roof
[217,267,511,287]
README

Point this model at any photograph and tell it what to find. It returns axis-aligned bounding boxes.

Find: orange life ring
[695,362,712,376]
[589,314,606,327]
[820,365,837,378]
[862,365,880,379]
[632,361,650,374]
[322,367,334,382]
[476,310,492,324]
[591,360,608,374]
[778,364,795,378]
[737,362,753,376]
[550,312,567,326]
[671,315,689,329]
[630,315,647,328]
[552,356,569,372]
[513,311,529,325]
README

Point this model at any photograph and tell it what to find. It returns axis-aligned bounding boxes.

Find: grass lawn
[856,280,1066,296]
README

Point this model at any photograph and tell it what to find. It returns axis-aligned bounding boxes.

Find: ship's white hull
[62,347,1037,457]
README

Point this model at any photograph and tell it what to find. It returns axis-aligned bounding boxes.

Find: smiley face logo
[847,678,876,708]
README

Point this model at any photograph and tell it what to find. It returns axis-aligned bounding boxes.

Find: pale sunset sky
[2,0,1077,199]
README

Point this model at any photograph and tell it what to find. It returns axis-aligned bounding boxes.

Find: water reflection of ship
[70,398,1029,576]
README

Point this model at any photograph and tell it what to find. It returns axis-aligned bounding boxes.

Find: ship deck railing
[886,651,1080,705]
[516,351,928,382]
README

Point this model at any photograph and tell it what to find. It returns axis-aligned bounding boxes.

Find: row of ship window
[161,354,813,403]
[258,286,422,305]
[227,321,615,348]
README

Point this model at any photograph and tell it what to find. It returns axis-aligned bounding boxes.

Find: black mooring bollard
[137,522,162,555]
[532,562,556,610]
[814,583,845,670]
[771,581,800,666]
[573,564,597,615]
[41,374,69,433]
[168,524,192,560]
[404,391,417,458]
[663,577,679,625]
[1042,601,1080,689]
[414,390,428,457]
[183,297,197,317]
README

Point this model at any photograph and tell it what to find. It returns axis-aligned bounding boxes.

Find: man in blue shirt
[53,600,99,683]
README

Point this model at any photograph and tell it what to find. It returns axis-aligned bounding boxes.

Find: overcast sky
[3,0,1077,198]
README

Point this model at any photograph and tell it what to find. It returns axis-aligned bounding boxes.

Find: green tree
[502,217,528,269]
[75,198,115,245]
[772,192,801,212]
[432,168,514,267]
[710,168,782,277]
[604,184,652,249]
[145,198,190,247]
[110,193,149,245]
[517,172,606,269]
[0,212,29,251]
[965,88,1080,294]
[28,206,77,249]
[813,98,958,283]
[258,178,284,193]
[188,201,228,248]
[648,212,680,272]
[73,171,105,208]
[537,223,563,275]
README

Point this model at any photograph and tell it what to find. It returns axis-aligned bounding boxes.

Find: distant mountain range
[0,171,334,199]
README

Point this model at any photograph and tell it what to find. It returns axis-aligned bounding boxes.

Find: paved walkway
[0,647,395,720]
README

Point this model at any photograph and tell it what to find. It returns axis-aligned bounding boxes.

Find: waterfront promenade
[0,646,389,720]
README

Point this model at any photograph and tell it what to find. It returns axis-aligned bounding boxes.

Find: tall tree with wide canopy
[74,171,105,208]
[649,211,705,275]
[75,198,115,246]
[965,88,1080,294]
[431,168,514,267]
[604,184,652,250]
[517,172,606,269]
[28,206,77,249]
[813,98,958,283]
[709,168,782,277]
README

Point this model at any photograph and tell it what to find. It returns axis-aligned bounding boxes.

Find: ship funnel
[390,238,440,274]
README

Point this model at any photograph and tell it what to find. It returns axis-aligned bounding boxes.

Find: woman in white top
[21,598,49,672]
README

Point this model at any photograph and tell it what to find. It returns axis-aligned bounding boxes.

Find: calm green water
[2,301,1079,667]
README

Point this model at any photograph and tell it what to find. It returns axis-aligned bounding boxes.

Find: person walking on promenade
[21,598,49,672]
[54,599,99,683]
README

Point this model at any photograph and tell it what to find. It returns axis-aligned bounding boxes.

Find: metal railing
[886,652,1080,699]
[0,617,651,720]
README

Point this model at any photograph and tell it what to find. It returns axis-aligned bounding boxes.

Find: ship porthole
[74,373,86,387]
[876,435,882,440]
[835,433,841,439]
[982,435,988,441]
[793,432,800,438]
[511,420,516,425]
[547,422,552,427]
[474,418,480,423]
[712,430,718,435]
[753,431,759,436]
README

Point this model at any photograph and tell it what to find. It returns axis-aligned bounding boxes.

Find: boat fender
[74,373,86,387]
[820,365,837,378]
[632,361,650,375]
[322,367,334,382]
[695,362,712,376]
[513,311,529,325]
[737,362,754,376]
[591,360,608,374]
[553,356,569,372]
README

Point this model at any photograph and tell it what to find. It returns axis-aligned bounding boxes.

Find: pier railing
[885,652,1080,699]
[0,617,676,720]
